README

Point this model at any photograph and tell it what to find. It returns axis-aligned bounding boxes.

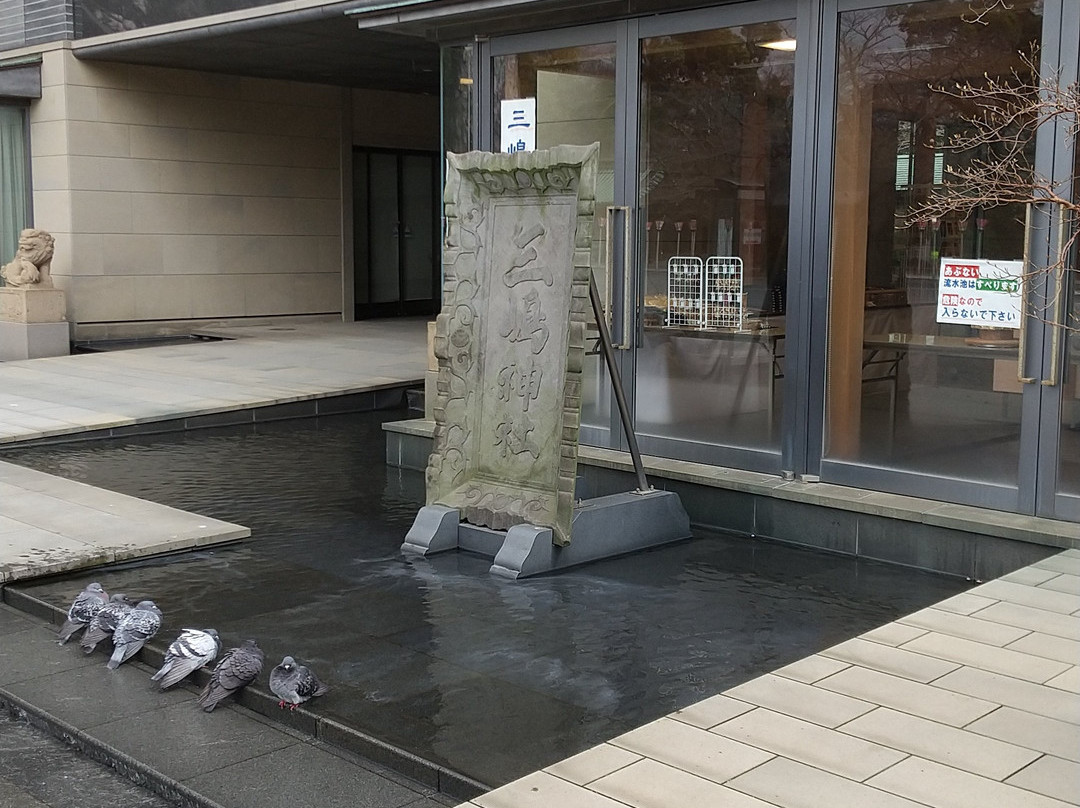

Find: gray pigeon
[151,628,220,690]
[269,656,329,710]
[57,582,109,644]
[197,639,263,712]
[80,594,133,654]
[107,600,163,669]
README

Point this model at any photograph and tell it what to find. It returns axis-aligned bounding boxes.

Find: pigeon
[107,600,163,670]
[197,639,263,712]
[151,629,220,690]
[57,582,109,644]
[80,594,133,654]
[269,656,329,710]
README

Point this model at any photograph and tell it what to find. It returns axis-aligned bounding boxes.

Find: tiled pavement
[461,550,1080,808]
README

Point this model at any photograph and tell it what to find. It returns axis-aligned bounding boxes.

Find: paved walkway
[1,709,175,808]
[463,550,1080,808]
[0,318,428,445]
[0,318,427,583]
[0,462,248,583]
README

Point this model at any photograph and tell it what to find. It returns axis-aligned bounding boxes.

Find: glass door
[353,148,440,319]
[1046,236,1080,519]
[633,8,797,471]
[820,0,1078,516]
[489,25,625,448]
[487,8,801,463]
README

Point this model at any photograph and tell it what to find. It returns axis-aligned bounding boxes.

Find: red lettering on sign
[943,263,981,278]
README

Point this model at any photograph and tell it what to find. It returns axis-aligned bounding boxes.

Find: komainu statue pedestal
[1,228,69,361]
[0,287,70,361]
[401,144,690,578]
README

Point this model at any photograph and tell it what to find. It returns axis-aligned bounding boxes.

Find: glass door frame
[1035,0,1080,520]
[631,0,806,474]
[352,146,442,319]
[810,0,1077,517]
[475,0,1078,517]
[482,20,637,452]
[481,0,812,469]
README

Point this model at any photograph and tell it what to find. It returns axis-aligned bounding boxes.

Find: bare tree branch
[963,1,1016,26]
[902,45,1079,332]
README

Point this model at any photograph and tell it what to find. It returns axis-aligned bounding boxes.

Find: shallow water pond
[4,410,968,786]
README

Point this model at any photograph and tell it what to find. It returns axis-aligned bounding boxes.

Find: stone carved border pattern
[426,146,598,547]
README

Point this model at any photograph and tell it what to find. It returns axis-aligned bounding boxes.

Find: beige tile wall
[30,47,348,330]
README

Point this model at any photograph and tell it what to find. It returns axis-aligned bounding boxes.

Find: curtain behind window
[0,105,29,274]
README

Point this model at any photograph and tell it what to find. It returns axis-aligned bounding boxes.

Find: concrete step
[0,594,479,808]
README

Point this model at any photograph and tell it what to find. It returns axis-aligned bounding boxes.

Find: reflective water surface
[4,411,968,786]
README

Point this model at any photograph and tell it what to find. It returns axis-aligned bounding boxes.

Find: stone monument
[0,228,70,360]
[403,144,690,578]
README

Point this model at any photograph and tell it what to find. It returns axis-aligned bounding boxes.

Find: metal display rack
[704,256,745,329]
[666,256,703,327]
[666,255,745,329]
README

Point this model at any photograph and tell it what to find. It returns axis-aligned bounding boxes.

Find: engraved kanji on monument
[425,144,599,547]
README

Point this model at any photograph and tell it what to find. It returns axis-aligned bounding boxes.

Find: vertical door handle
[605,205,633,349]
[1042,205,1070,387]
[1017,202,1039,384]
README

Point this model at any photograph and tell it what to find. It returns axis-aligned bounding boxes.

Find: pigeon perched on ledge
[80,594,133,654]
[57,582,109,644]
[270,656,329,710]
[197,639,263,712]
[107,600,163,669]
[152,628,220,690]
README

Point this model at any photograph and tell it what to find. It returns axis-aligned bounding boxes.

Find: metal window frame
[463,0,1080,517]
[812,0,1077,516]
[1040,0,1080,520]
[477,1,809,470]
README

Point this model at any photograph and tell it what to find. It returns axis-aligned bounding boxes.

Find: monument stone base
[0,287,70,360]
[402,490,692,579]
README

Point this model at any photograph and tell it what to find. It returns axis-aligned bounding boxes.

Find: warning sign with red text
[936,258,1023,327]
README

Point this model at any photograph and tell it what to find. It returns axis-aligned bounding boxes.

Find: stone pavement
[0,461,248,583]
[1,709,175,808]
[0,318,426,583]
[462,549,1080,808]
[0,318,428,445]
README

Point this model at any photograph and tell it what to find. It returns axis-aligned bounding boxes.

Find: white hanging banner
[936,257,1023,327]
[500,98,536,154]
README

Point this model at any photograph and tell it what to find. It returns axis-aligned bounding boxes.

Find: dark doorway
[353,148,440,318]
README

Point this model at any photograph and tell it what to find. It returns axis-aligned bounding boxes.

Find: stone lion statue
[2,229,55,288]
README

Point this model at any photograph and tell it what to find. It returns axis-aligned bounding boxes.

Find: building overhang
[71,1,440,93]
[0,56,42,99]
[345,0,727,41]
